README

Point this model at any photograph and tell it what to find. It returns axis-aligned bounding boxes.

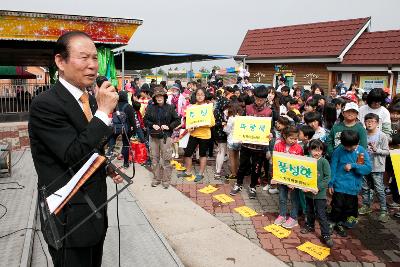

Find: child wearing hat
[326,102,367,158]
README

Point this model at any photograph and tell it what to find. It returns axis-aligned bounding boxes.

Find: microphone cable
[110,108,137,267]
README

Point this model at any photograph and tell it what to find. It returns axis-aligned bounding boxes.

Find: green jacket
[305,157,331,199]
[326,121,367,158]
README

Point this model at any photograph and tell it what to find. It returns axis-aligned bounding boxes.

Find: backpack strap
[119,103,129,113]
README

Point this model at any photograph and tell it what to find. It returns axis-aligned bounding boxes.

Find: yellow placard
[185,103,214,128]
[272,152,318,192]
[198,185,218,194]
[263,224,291,239]
[232,116,272,145]
[213,194,235,203]
[186,175,196,182]
[297,241,330,261]
[234,206,258,218]
[390,149,400,193]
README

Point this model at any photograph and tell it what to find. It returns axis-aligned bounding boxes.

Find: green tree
[157,68,166,75]
[140,69,153,76]
[212,65,220,70]
[199,66,209,73]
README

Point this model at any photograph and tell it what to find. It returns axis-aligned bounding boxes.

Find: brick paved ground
[3,126,399,266]
[171,157,400,267]
[0,124,29,150]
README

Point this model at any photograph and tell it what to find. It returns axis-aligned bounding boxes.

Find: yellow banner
[297,241,330,261]
[198,185,218,194]
[264,224,291,239]
[185,104,214,128]
[272,152,318,192]
[232,116,272,145]
[213,194,235,203]
[390,149,400,193]
[234,206,258,218]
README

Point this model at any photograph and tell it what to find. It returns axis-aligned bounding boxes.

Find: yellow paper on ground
[232,116,272,145]
[213,194,235,203]
[175,163,186,171]
[234,206,258,218]
[198,185,218,194]
[264,224,291,239]
[185,175,196,182]
[390,149,400,193]
[272,152,318,192]
[297,241,330,261]
[170,160,178,166]
[185,103,214,128]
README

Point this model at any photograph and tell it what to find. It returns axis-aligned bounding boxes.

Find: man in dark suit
[29,31,123,267]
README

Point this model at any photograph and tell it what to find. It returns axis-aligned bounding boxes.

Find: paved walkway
[1,124,183,267]
[4,124,400,266]
[169,157,400,266]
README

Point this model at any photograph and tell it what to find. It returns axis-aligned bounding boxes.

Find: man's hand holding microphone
[95,77,123,184]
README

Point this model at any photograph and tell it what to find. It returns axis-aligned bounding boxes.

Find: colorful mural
[0,11,142,44]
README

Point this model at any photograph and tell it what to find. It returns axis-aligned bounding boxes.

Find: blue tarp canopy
[113,50,234,70]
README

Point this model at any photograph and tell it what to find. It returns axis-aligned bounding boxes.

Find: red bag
[133,142,147,164]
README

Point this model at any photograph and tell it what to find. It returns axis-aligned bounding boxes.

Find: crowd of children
[119,76,400,249]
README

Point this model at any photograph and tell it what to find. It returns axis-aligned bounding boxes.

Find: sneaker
[172,152,176,158]
[274,215,286,226]
[342,216,358,229]
[177,172,192,178]
[334,224,347,237]
[230,184,243,196]
[358,205,372,215]
[225,174,237,180]
[194,174,204,182]
[394,212,400,218]
[174,154,179,159]
[322,235,334,248]
[151,180,161,187]
[385,187,391,195]
[282,217,299,229]
[388,202,400,209]
[162,182,170,189]
[262,184,270,191]
[268,188,279,194]
[248,187,257,199]
[300,225,315,234]
[214,172,222,179]
[123,162,130,169]
[378,211,389,223]
[328,221,335,234]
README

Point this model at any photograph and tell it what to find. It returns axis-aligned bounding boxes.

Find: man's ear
[54,54,65,72]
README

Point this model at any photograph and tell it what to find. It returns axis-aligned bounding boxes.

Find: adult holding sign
[230,86,272,199]
[177,88,215,182]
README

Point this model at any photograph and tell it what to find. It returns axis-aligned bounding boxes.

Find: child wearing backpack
[328,130,372,237]
[107,91,137,168]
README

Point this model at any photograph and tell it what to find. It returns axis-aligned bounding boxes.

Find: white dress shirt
[59,77,111,126]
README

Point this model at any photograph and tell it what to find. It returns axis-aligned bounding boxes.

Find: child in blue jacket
[328,130,372,237]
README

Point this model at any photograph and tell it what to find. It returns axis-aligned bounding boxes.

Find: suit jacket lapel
[53,81,90,131]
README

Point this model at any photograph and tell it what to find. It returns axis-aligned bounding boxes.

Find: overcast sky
[2,0,399,71]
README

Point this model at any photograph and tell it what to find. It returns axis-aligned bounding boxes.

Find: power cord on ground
[11,147,27,168]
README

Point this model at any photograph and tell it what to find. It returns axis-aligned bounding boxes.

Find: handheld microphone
[96,76,108,88]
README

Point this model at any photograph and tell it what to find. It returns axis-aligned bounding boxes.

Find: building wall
[248,63,331,92]
[0,66,47,85]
